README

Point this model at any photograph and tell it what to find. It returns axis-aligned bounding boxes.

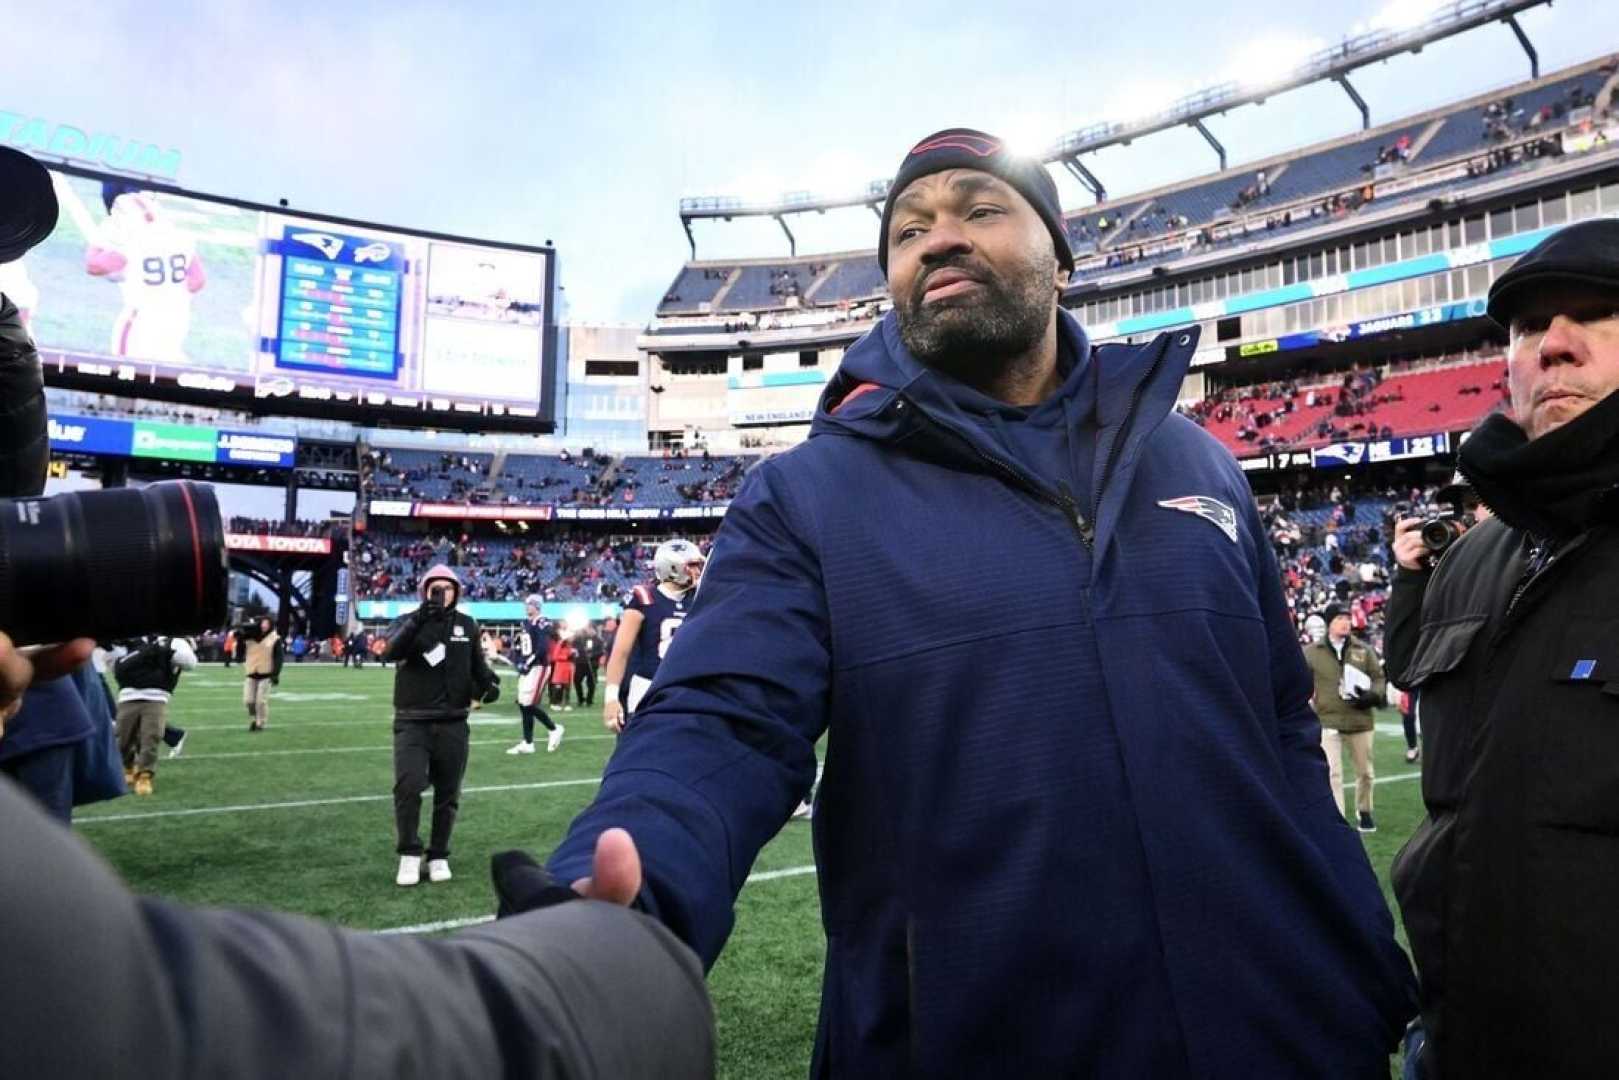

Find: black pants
[573,662,596,706]
[392,719,470,859]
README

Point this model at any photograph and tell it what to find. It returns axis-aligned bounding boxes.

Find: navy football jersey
[625,583,691,681]
[513,618,550,674]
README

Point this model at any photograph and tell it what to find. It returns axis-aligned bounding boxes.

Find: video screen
[5,164,554,425]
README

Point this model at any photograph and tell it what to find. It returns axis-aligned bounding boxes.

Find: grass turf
[77,662,1422,1078]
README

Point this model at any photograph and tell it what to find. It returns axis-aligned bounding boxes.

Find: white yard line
[169,735,614,760]
[374,864,821,935]
[74,777,604,825]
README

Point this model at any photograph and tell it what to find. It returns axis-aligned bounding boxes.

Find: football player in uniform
[602,538,705,734]
[507,595,562,754]
[84,180,206,363]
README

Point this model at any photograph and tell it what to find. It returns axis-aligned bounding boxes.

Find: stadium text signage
[1311,432,1451,469]
[46,413,296,468]
[372,499,729,522]
[0,110,181,178]
[225,534,333,555]
[354,599,622,622]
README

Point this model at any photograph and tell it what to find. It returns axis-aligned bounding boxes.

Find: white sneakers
[397,855,452,885]
[547,724,565,753]
[792,800,814,820]
[507,741,536,755]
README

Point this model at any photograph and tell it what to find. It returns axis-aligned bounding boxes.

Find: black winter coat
[383,607,497,721]
[1387,515,1619,1078]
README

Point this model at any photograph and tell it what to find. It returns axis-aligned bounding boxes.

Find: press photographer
[381,565,500,887]
[236,617,283,732]
[1384,474,1493,679]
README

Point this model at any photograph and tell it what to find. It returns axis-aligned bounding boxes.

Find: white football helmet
[654,538,706,590]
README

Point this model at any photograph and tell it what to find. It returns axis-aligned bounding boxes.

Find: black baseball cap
[1486,218,1619,328]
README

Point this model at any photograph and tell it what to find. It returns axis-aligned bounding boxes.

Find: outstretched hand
[571,827,642,906]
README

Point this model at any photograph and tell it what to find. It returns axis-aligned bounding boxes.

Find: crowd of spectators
[361,449,494,503]
[1179,356,1508,455]
[350,530,715,604]
[1260,478,1445,652]
[227,517,341,538]
[612,449,751,506]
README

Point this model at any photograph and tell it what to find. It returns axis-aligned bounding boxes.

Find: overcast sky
[8,0,1610,323]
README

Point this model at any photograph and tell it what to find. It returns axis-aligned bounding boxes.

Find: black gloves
[1352,689,1381,710]
[413,597,446,625]
[479,680,501,705]
[490,850,579,918]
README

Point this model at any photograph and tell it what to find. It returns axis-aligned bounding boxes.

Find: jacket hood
[420,564,461,605]
[813,308,1196,446]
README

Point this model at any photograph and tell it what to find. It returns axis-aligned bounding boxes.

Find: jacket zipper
[1090,338,1169,531]
[901,399,1095,548]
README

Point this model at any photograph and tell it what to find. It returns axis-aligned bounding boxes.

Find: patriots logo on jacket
[1157,495,1238,543]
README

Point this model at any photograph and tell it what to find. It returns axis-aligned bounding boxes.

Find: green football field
[75,662,1423,1079]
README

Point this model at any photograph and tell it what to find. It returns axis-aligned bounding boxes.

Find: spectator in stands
[539,127,1414,1076]
[1383,219,1619,1077]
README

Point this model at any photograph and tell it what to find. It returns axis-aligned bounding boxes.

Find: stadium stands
[1183,355,1507,456]
[650,56,1618,322]
[364,448,494,502]
[1418,69,1608,164]
[351,531,712,603]
[660,265,738,312]
[613,454,752,507]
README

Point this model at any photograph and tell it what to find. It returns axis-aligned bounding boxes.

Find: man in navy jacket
[545,129,1416,1076]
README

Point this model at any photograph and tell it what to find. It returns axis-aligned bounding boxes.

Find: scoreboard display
[11,160,558,432]
[274,227,405,379]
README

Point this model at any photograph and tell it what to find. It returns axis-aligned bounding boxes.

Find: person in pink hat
[380,565,500,887]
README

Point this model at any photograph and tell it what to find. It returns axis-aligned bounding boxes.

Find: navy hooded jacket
[549,309,1416,1077]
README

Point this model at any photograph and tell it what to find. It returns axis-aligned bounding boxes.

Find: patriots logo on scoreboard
[291,231,345,259]
[1157,495,1239,543]
[354,242,391,264]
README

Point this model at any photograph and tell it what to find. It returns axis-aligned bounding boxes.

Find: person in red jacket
[548,636,575,712]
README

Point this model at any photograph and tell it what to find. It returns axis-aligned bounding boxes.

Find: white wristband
[604,683,620,700]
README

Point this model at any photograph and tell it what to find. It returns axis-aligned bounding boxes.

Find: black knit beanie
[0,147,58,265]
[877,128,1073,274]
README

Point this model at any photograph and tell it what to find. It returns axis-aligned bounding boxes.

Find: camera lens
[1420,518,1463,553]
[0,481,228,646]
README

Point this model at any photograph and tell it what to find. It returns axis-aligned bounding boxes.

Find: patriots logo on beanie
[908,131,1004,158]
[878,127,1074,274]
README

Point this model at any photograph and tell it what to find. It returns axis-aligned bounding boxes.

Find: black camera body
[1420,507,1477,555]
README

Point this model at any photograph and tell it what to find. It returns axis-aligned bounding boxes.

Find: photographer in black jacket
[382,564,499,887]
[1386,219,1619,1078]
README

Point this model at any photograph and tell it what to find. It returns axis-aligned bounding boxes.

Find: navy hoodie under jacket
[549,309,1416,1077]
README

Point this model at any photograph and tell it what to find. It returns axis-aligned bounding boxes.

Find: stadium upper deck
[647,55,1618,330]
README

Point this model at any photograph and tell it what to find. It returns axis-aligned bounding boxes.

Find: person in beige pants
[240,617,283,732]
[112,636,197,796]
[1303,603,1385,832]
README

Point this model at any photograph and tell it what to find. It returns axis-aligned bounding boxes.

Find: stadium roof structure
[677,0,1553,258]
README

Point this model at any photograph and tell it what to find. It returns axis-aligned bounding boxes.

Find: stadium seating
[1418,70,1609,164]
[809,258,885,302]
[613,455,752,508]
[651,59,1617,321]
[351,532,707,603]
[1186,357,1506,457]
[660,265,738,313]
[365,448,494,501]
